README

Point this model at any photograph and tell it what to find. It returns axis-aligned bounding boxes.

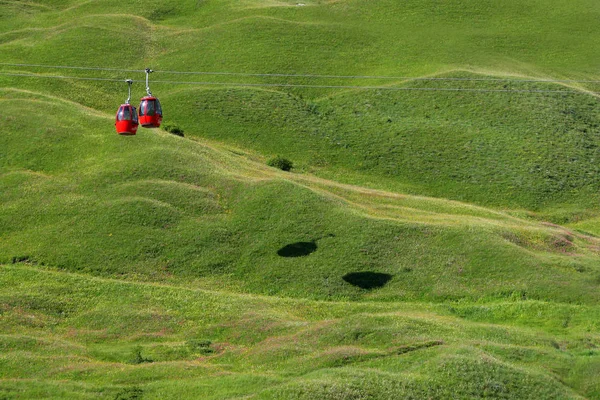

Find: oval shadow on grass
[342,272,393,290]
[277,242,317,258]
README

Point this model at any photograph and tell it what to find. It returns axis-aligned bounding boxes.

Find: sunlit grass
[2,1,600,397]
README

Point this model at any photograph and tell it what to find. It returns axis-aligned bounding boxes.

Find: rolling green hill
[3,92,600,303]
[2,263,599,399]
[3,0,600,216]
[2,0,600,398]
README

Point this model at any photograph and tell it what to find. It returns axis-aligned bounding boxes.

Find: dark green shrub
[267,156,293,171]
[186,339,214,355]
[12,255,32,264]
[129,346,152,364]
[162,122,184,137]
[114,387,143,400]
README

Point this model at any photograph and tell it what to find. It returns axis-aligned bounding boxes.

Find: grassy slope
[168,80,600,215]
[2,93,600,304]
[2,0,600,216]
[1,264,599,399]
[2,0,600,398]
[1,90,600,399]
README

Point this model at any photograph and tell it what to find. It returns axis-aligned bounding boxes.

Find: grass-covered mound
[1,264,599,399]
[2,91,600,304]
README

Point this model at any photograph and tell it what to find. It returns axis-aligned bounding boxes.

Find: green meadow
[1,1,600,398]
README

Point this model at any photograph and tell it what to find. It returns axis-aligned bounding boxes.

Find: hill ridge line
[0,87,111,118]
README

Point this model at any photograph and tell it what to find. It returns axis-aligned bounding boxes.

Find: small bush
[129,346,152,364]
[114,387,143,400]
[162,122,184,137]
[12,255,32,264]
[186,339,214,355]
[267,156,293,171]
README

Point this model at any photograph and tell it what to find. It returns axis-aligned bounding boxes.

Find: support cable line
[1,62,599,84]
[152,71,600,84]
[0,71,593,94]
[0,63,141,74]
[0,71,122,82]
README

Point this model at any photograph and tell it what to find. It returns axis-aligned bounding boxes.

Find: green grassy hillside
[2,0,600,398]
[2,0,600,216]
[2,87,600,399]
[3,92,600,304]
[168,78,600,215]
[1,264,599,399]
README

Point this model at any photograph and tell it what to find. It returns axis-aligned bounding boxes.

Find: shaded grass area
[2,94,600,304]
[0,264,598,399]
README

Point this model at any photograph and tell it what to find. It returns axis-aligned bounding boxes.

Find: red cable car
[115,79,139,135]
[115,104,139,135]
[139,68,162,128]
[139,96,162,128]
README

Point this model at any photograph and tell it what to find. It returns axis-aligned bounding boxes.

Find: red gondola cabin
[115,104,139,135]
[139,96,162,128]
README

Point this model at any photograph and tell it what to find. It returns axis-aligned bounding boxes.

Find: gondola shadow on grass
[277,241,318,257]
[342,272,393,290]
[276,234,335,258]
